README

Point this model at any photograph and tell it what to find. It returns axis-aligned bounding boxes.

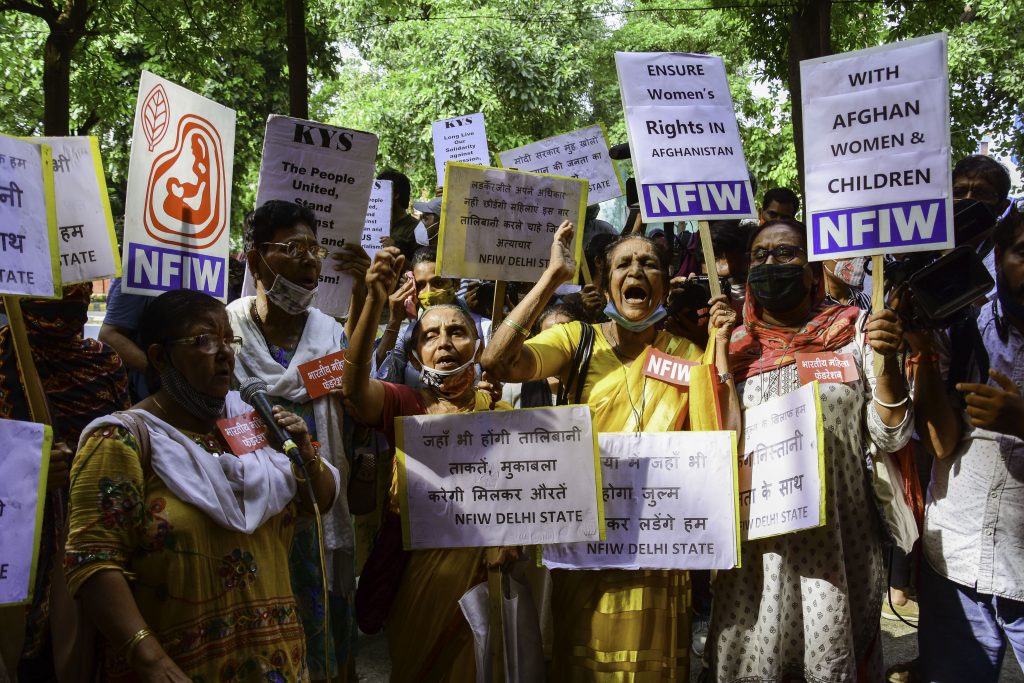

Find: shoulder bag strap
[558,323,596,406]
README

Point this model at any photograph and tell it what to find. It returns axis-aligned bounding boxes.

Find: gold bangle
[344,357,372,368]
[292,456,325,482]
[121,627,154,665]
[502,318,530,338]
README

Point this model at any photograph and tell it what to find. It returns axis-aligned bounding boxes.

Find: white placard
[436,163,586,283]
[615,52,756,221]
[0,418,52,605]
[255,115,379,316]
[543,431,740,571]
[801,33,952,260]
[432,112,490,187]
[37,136,120,284]
[499,125,623,204]
[739,381,825,541]
[361,179,392,261]
[396,405,602,549]
[122,71,236,300]
[0,135,59,297]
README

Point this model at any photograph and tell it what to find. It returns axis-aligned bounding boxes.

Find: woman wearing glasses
[65,289,339,682]
[227,200,370,682]
[705,219,913,682]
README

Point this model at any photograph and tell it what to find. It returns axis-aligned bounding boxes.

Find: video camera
[883,199,996,329]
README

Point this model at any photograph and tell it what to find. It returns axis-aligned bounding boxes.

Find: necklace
[152,397,168,414]
[150,397,223,452]
[251,297,303,353]
[606,323,648,430]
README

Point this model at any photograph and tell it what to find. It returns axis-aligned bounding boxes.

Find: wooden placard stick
[3,296,51,425]
[486,549,505,683]
[871,254,885,376]
[490,281,508,327]
[697,221,723,300]
[581,257,594,287]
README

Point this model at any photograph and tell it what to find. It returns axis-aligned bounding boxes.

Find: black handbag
[556,323,596,406]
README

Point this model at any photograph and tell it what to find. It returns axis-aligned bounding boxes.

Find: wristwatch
[718,371,733,383]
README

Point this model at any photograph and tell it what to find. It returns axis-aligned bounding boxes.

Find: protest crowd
[0,30,1022,683]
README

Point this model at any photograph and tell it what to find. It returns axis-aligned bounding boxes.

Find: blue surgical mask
[603,300,667,333]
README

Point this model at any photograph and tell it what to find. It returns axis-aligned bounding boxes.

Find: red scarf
[729,280,860,383]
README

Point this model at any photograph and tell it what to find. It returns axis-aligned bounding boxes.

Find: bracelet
[121,627,154,665]
[291,456,325,482]
[871,387,910,409]
[502,318,530,338]
[344,357,372,368]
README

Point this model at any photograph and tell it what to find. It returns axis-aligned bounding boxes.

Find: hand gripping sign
[122,72,236,300]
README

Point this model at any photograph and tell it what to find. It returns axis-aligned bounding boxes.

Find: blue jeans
[919,560,1024,682]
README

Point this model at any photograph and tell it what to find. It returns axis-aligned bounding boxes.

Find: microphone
[239,377,302,463]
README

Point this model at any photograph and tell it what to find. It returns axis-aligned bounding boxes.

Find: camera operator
[911,201,1024,682]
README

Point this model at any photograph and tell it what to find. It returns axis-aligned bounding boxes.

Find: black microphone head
[608,143,632,160]
[239,377,269,406]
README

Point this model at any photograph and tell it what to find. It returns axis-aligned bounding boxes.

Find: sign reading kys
[801,34,952,260]
[256,115,379,316]
[432,112,489,187]
[616,52,755,221]
[0,134,60,297]
[123,72,235,299]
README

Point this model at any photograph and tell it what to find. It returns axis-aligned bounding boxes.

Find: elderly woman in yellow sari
[482,221,740,681]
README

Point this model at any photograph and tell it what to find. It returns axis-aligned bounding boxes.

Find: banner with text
[256,115,379,316]
[38,136,120,284]
[432,112,490,187]
[436,162,586,282]
[616,52,756,221]
[739,381,826,541]
[499,125,623,204]
[361,179,392,261]
[0,418,52,605]
[123,71,235,299]
[801,33,952,260]
[0,134,60,297]
[543,431,740,571]
[396,405,603,549]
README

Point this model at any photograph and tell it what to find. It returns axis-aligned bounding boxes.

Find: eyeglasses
[167,334,242,355]
[262,241,330,260]
[749,245,806,266]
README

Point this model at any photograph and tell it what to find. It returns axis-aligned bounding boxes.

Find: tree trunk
[43,31,73,135]
[788,0,832,195]
[285,0,309,119]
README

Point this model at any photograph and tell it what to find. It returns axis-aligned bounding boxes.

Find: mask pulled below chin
[415,340,481,397]
[260,252,318,314]
[603,300,667,333]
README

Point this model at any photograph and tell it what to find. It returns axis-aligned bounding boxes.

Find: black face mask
[748,263,809,312]
[997,269,1024,324]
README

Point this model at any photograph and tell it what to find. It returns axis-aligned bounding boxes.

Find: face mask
[417,287,455,310]
[997,270,1024,323]
[159,360,225,420]
[415,340,481,398]
[826,257,867,288]
[415,221,430,246]
[748,263,810,312]
[259,252,317,315]
[603,300,668,333]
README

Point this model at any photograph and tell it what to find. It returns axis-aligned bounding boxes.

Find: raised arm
[333,243,371,341]
[906,329,962,459]
[480,221,576,382]
[341,247,404,426]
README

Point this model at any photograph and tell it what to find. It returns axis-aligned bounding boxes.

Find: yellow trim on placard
[16,424,53,606]
[394,416,413,551]
[596,122,626,197]
[39,145,62,298]
[89,136,122,278]
[434,161,452,278]
[590,405,606,540]
[729,429,742,569]
[812,380,827,529]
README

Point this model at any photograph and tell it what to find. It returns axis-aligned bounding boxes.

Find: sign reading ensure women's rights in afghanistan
[0,134,60,297]
[739,381,826,541]
[0,418,52,605]
[436,162,587,283]
[37,136,120,284]
[498,125,624,204]
[395,405,603,550]
[543,431,740,571]
[615,52,756,222]
[255,115,379,316]
[800,34,952,260]
[122,71,236,300]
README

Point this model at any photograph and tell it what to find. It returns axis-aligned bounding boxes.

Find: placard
[432,112,489,186]
[255,115,379,316]
[499,125,623,204]
[739,381,826,541]
[0,135,60,297]
[543,431,739,571]
[395,405,602,550]
[35,136,120,284]
[216,410,269,456]
[297,350,345,399]
[361,179,392,261]
[122,71,235,300]
[642,347,699,387]
[615,52,756,221]
[801,33,952,260]
[436,162,586,282]
[0,418,52,605]
[795,352,859,384]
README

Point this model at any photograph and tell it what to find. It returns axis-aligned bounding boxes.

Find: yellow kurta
[526,321,712,682]
[65,425,307,682]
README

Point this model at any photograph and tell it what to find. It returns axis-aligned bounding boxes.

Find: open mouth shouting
[622,283,651,308]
